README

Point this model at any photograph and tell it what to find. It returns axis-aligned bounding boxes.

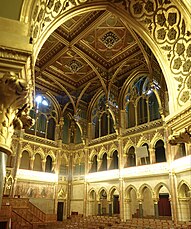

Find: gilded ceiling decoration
[31,0,191,109]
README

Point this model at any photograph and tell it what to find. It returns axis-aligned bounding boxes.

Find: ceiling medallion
[68,60,82,73]
[101,31,119,49]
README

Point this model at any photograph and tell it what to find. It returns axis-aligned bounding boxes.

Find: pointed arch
[125,185,137,199]
[139,184,154,199]
[154,182,171,198]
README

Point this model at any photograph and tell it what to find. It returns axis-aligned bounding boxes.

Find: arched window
[47,118,56,140]
[20,151,30,170]
[126,102,135,128]
[137,97,148,125]
[127,146,136,167]
[27,94,57,140]
[62,117,69,144]
[91,155,97,173]
[92,95,116,139]
[33,153,42,171]
[100,153,107,171]
[37,114,47,137]
[45,155,53,172]
[110,150,118,169]
[155,140,166,163]
[125,76,161,128]
[140,143,150,165]
[75,125,82,144]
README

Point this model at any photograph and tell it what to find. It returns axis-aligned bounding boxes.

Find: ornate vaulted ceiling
[35,9,163,109]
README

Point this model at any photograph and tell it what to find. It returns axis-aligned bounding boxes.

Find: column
[149,148,155,164]
[118,136,125,221]
[108,201,112,216]
[153,198,159,218]
[138,199,143,218]
[107,157,112,170]
[169,171,178,223]
[42,159,46,172]
[97,159,102,171]
[98,201,101,215]
[29,157,34,170]
[11,137,23,197]
[67,153,73,217]
[120,110,126,130]
[124,199,131,221]
[0,70,33,206]
[83,147,89,217]
[99,118,101,137]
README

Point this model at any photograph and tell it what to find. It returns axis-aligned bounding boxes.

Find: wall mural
[30,0,191,107]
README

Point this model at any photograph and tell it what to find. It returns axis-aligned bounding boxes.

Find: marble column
[0,71,33,207]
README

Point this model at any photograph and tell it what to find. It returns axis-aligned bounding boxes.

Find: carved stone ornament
[0,72,34,155]
[168,128,191,145]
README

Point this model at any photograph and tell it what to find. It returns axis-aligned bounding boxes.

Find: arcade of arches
[0,0,191,226]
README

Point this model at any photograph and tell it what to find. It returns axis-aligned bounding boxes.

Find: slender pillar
[118,136,125,221]
[153,199,159,218]
[124,199,131,221]
[0,152,7,204]
[83,147,89,217]
[138,199,143,218]
[42,159,46,172]
[108,201,112,216]
[169,171,178,223]
[98,202,101,215]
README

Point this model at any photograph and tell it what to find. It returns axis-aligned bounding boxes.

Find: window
[27,94,57,140]
[92,95,116,138]
[125,76,161,128]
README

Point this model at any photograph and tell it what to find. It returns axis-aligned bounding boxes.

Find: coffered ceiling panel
[35,9,162,108]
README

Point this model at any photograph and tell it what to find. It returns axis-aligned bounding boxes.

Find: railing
[28,201,46,222]
[12,210,33,229]
[2,197,57,223]
[0,205,12,220]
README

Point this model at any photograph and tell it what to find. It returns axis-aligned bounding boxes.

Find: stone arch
[124,139,136,154]
[46,150,56,162]
[154,182,171,198]
[98,146,107,160]
[137,136,149,148]
[89,149,98,162]
[88,188,97,200]
[98,187,108,200]
[139,183,154,199]
[22,144,33,158]
[150,132,164,149]
[34,147,45,160]
[108,186,119,200]
[178,180,191,198]
[108,144,118,158]
[139,183,155,217]
[125,185,137,199]
[28,0,191,112]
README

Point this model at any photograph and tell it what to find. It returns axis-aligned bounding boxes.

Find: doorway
[57,202,64,221]
[158,194,171,216]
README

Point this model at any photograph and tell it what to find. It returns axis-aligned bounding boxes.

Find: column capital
[0,71,34,156]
